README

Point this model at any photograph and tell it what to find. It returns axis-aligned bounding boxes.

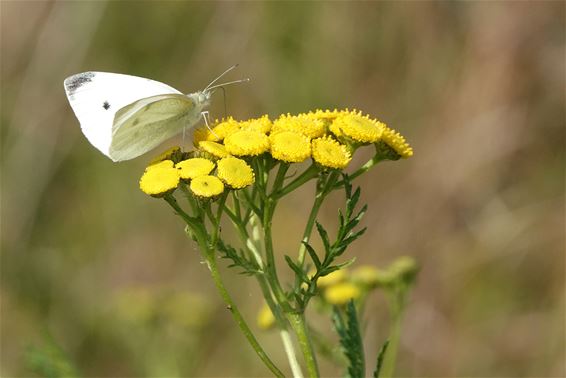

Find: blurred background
[1,1,564,377]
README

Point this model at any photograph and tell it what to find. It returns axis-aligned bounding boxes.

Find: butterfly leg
[201,111,219,138]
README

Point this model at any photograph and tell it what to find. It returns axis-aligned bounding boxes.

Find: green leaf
[373,340,390,378]
[332,301,365,378]
[303,241,321,269]
[217,240,260,275]
[285,255,309,283]
[316,221,330,252]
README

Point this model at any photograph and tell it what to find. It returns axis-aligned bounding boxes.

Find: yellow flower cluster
[191,109,411,170]
[139,150,255,198]
[307,260,417,306]
[141,109,412,197]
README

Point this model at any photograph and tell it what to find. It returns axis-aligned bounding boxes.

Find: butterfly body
[64,72,211,162]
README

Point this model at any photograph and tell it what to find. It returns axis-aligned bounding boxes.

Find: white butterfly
[64,66,243,162]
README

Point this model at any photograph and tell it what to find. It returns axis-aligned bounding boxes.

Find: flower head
[140,161,180,197]
[189,175,225,198]
[216,157,255,189]
[257,303,276,330]
[304,108,350,122]
[376,126,413,159]
[224,130,270,156]
[150,146,183,165]
[311,136,352,169]
[351,265,381,288]
[272,114,326,139]
[193,117,241,144]
[317,269,348,288]
[176,158,215,180]
[324,282,361,305]
[198,141,231,159]
[269,131,311,163]
[330,114,384,144]
[240,115,272,134]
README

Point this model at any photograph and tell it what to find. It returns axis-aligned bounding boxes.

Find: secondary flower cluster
[139,147,255,198]
[139,109,413,197]
[257,257,418,330]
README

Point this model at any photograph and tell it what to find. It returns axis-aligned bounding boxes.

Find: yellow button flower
[257,303,276,330]
[272,114,326,139]
[176,158,215,180]
[149,146,182,165]
[193,117,241,144]
[304,108,350,122]
[269,131,311,163]
[351,265,380,288]
[139,162,180,197]
[216,157,255,189]
[330,114,384,144]
[146,159,175,170]
[224,130,270,156]
[311,136,351,169]
[189,175,225,198]
[239,115,272,134]
[380,126,413,158]
[317,269,348,288]
[324,282,361,305]
[198,141,231,159]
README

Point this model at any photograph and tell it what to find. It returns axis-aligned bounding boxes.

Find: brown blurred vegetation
[1,2,564,377]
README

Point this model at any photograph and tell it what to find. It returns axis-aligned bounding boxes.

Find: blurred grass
[1,1,564,377]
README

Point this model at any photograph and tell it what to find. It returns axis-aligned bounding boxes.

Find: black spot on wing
[103,101,110,110]
[65,72,96,94]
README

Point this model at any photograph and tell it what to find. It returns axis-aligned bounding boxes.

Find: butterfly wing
[108,94,200,162]
[64,72,182,157]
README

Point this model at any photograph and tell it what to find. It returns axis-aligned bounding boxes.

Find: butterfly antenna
[207,78,250,92]
[204,64,239,91]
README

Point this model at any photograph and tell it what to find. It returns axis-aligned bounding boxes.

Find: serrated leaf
[332,301,365,378]
[373,339,390,378]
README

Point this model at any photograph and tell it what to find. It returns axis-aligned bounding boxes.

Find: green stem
[287,313,319,378]
[263,198,288,307]
[381,288,406,378]
[166,196,283,378]
[274,164,320,199]
[334,155,383,189]
[204,252,285,378]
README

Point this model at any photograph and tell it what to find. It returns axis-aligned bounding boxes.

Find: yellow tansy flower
[176,158,215,180]
[198,141,230,159]
[304,108,351,122]
[311,136,352,169]
[316,269,348,288]
[272,114,326,139]
[379,127,413,158]
[351,265,381,288]
[269,131,311,163]
[193,117,241,144]
[324,282,361,305]
[330,114,384,144]
[239,115,272,134]
[257,303,276,330]
[216,157,255,189]
[139,163,180,197]
[149,146,182,165]
[146,159,175,170]
[224,130,270,156]
[189,175,225,198]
